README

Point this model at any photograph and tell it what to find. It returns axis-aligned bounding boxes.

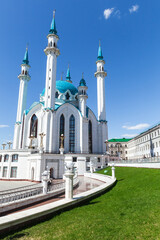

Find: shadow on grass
[1,181,117,239]
[118,178,125,182]
[6,232,29,240]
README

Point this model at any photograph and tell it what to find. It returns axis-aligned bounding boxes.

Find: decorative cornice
[43,107,54,112]
[94,71,107,77]
[15,121,21,125]
[44,47,60,57]
[18,74,31,81]
[98,120,107,123]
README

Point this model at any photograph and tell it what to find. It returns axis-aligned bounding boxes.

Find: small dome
[79,78,86,86]
[40,81,78,97]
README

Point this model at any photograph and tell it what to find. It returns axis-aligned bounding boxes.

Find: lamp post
[7,141,12,150]
[2,143,6,150]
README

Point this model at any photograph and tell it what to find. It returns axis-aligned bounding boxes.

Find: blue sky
[0,0,160,146]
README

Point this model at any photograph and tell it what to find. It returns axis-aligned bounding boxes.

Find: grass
[2,167,160,240]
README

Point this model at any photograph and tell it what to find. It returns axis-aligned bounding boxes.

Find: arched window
[25,70,27,75]
[30,114,38,138]
[50,41,52,47]
[55,91,59,98]
[66,92,70,100]
[0,155,2,162]
[88,120,92,153]
[22,70,24,74]
[12,154,18,162]
[69,115,75,152]
[4,154,9,162]
[54,42,56,47]
[59,114,65,148]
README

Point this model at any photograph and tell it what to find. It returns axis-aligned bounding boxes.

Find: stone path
[1,176,104,216]
[0,181,37,192]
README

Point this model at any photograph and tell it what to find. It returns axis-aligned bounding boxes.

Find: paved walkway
[1,176,104,216]
[0,181,37,192]
[112,162,160,168]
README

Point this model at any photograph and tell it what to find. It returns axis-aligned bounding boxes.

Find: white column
[64,172,74,199]
[64,162,75,200]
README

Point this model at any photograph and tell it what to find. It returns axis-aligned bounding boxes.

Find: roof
[108,138,132,142]
[41,81,78,96]
[22,48,29,65]
[79,78,86,86]
[49,14,57,35]
[97,45,103,61]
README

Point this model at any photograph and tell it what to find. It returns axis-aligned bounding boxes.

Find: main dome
[56,81,78,95]
[41,81,78,97]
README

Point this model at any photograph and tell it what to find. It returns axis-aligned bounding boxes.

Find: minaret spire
[13,47,31,149]
[95,41,107,121]
[49,10,57,35]
[22,46,29,65]
[97,40,103,61]
[66,64,72,83]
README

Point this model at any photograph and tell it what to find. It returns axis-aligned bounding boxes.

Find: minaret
[94,42,107,121]
[78,74,88,118]
[44,11,60,110]
[13,48,31,149]
[66,65,72,83]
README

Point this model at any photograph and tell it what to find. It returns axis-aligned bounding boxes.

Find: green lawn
[2,167,160,240]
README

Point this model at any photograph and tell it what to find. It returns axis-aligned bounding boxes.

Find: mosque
[0,13,108,181]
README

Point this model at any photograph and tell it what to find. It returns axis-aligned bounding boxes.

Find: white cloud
[129,5,139,13]
[104,8,114,20]
[122,123,150,130]
[122,134,137,138]
[0,125,9,128]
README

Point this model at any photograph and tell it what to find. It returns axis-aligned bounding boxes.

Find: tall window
[59,114,65,148]
[4,155,9,162]
[0,155,2,162]
[69,115,75,152]
[30,114,38,138]
[10,167,17,178]
[3,167,7,177]
[88,120,92,153]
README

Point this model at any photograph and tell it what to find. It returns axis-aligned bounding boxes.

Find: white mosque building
[0,13,108,181]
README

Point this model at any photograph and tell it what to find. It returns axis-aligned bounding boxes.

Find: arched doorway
[50,168,54,178]
[31,167,34,181]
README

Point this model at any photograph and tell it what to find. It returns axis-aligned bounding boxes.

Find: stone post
[64,162,74,200]
[42,170,49,194]
[111,164,115,179]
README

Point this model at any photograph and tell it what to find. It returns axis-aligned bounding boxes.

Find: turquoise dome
[79,78,86,86]
[41,81,78,96]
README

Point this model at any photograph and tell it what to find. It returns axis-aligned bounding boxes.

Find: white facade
[127,124,160,159]
[0,13,108,181]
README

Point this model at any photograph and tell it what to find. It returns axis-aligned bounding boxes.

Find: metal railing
[0,185,43,206]
[48,181,65,192]
[109,156,160,164]
[0,174,79,206]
